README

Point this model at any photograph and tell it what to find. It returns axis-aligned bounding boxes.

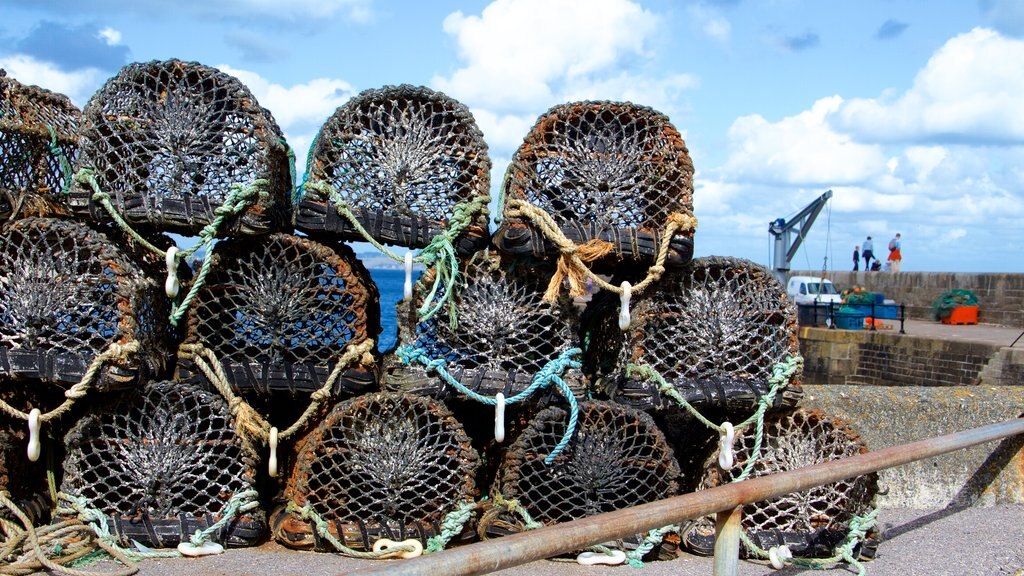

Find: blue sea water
[367,268,422,352]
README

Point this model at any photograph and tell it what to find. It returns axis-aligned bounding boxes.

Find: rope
[478,494,544,535]
[301,180,490,329]
[284,502,416,559]
[398,346,581,464]
[740,508,879,575]
[424,500,477,554]
[73,168,270,326]
[178,339,376,447]
[0,491,140,576]
[187,490,260,547]
[588,524,678,568]
[503,198,698,302]
[55,493,181,562]
[45,125,74,195]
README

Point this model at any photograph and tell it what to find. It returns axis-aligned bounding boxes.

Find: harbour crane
[768,189,833,283]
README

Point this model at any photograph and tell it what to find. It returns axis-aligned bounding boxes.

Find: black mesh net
[0,70,79,220]
[683,408,878,558]
[384,251,587,399]
[0,218,172,388]
[586,256,802,413]
[273,392,478,551]
[483,401,680,548]
[297,84,490,252]
[180,233,380,395]
[68,59,292,236]
[495,101,694,268]
[60,379,265,548]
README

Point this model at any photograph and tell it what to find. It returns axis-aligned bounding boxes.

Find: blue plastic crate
[834,312,865,330]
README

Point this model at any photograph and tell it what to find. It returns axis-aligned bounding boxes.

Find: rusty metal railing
[351,417,1024,576]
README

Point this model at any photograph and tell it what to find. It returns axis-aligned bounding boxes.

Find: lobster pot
[272,392,478,551]
[179,233,380,396]
[0,70,79,220]
[0,415,51,528]
[60,379,265,548]
[68,59,292,236]
[0,218,172,388]
[586,256,802,413]
[482,401,681,555]
[384,251,587,400]
[297,85,490,252]
[494,101,695,269]
[683,408,878,558]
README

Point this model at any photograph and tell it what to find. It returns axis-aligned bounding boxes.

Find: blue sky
[2,0,1023,273]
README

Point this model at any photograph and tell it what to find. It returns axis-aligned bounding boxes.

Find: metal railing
[352,417,1024,576]
[799,301,907,333]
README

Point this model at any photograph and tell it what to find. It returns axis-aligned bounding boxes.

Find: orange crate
[942,305,978,325]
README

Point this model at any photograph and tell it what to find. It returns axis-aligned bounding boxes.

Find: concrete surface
[93,506,1024,575]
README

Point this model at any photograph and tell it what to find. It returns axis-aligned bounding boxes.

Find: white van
[786,276,842,305]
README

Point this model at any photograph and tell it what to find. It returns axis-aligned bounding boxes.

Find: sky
[2,0,1023,273]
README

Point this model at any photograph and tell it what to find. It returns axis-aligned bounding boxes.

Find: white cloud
[687,4,731,44]
[433,0,663,112]
[720,96,888,186]
[97,27,122,46]
[835,28,1024,144]
[0,55,105,107]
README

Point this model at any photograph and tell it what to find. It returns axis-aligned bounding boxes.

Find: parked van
[786,276,842,305]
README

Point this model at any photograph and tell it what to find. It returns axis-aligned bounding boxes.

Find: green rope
[188,490,260,547]
[284,501,415,559]
[45,125,74,195]
[424,500,476,554]
[56,493,180,561]
[494,495,544,531]
[740,508,879,575]
[588,524,678,568]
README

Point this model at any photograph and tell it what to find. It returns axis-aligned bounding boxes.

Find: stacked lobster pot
[49,59,301,553]
[458,101,698,564]
[271,85,488,558]
[585,253,879,564]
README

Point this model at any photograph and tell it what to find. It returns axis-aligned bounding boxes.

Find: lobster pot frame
[297,85,491,253]
[384,252,587,399]
[0,218,172,388]
[586,256,802,413]
[683,408,878,558]
[0,70,79,220]
[482,401,681,556]
[179,233,380,395]
[60,379,265,548]
[68,59,292,236]
[495,101,695,269]
[272,392,479,551]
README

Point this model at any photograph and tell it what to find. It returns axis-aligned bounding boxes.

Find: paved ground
[883,319,1024,348]
[92,505,1023,575]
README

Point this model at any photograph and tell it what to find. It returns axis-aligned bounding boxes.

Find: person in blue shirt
[862,236,874,269]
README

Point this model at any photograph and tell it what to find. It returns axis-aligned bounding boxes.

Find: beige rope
[179,339,377,446]
[0,341,140,424]
[505,199,698,302]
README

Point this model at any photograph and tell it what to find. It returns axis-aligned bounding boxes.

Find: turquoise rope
[45,125,74,194]
[424,499,476,554]
[398,346,581,464]
[189,490,260,547]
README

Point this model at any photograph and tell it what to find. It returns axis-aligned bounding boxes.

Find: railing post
[713,506,742,576]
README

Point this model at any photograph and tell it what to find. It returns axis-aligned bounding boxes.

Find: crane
[768,189,833,283]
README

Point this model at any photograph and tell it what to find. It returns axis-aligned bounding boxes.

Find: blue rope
[398,345,581,464]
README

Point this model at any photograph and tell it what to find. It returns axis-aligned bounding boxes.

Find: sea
[368,268,422,352]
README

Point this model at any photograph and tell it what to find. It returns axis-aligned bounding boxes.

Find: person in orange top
[887,233,902,272]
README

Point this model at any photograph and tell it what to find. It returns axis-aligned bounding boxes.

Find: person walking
[853,245,860,271]
[862,236,874,269]
[888,233,902,273]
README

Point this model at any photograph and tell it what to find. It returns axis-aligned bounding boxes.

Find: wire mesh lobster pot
[60,379,265,548]
[586,256,802,413]
[682,408,879,559]
[297,84,491,253]
[68,59,293,236]
[494,101,695,270]
[0,218,172,388]
[178,233,380,396]
[272,392,478,551]
[0,70,79,220]
[481,400,682,557]
[384,251,587,400]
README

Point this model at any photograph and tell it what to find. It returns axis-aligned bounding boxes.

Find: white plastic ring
[372,538,423,559]
[165,246,180,298]
[718,421,735,470]
[576,550,627,566]
[494,392,506,443]
[769,545,792,569]
[27,408,41,462]
[177,541,224,557]
[268,426,279,478]
[618,281,632,331]
[403,251,414,301]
